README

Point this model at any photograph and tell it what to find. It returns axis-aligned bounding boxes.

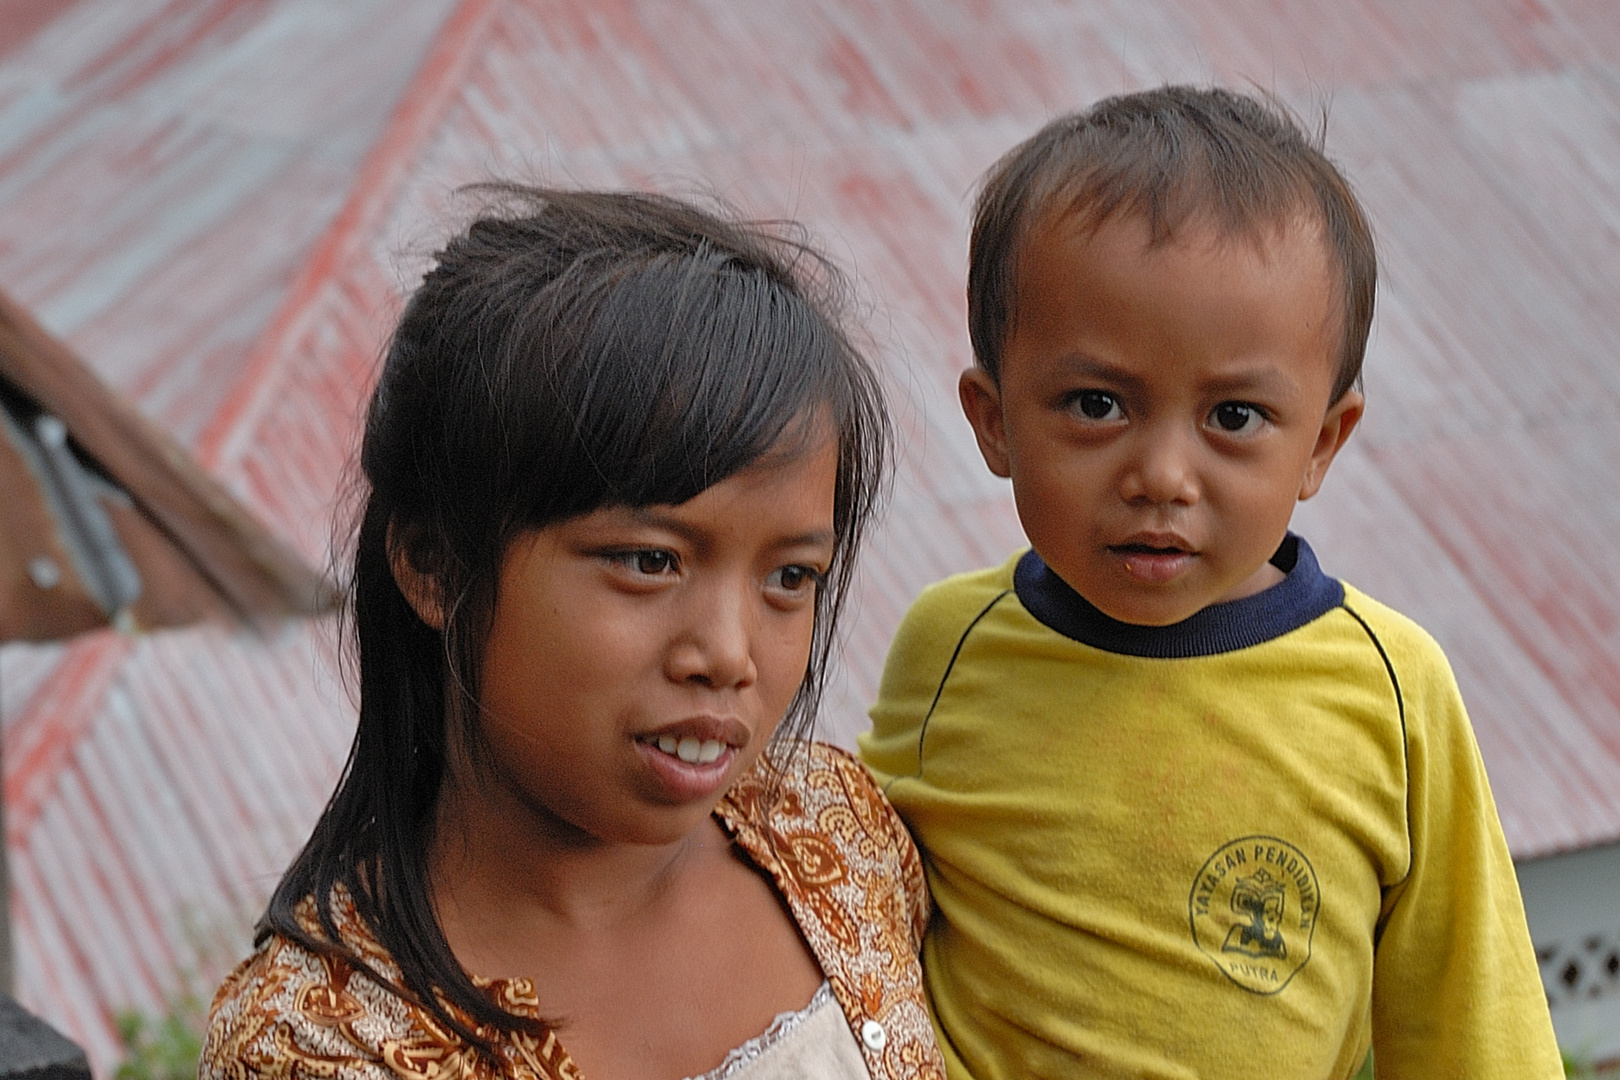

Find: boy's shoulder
[894,550,1024,640]
[866,553,1025,753]
[1336,581,1455,680]
[875,553,1026,687]
[1320,580,1477,747]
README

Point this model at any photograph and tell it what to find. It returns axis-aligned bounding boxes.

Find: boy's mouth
[1109,541,1194,583]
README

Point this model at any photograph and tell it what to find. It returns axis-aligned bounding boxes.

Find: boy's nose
[1119,432,1199,506]
[665,582,757,690]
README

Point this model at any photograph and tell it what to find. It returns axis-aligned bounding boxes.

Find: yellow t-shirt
[861,537,1561,1080]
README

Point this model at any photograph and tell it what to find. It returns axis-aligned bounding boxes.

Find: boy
[861,87,1562,1079]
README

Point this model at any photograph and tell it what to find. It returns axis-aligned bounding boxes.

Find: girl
[203,189,943,1080]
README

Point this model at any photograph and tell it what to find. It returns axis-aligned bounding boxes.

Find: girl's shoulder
[718,742,940,1078]
[201,893,574,1080]
[202,897,413,1080]
[718,740,910,855]
[717,740,928,943]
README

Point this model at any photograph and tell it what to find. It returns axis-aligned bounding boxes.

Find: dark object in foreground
[0,996,90,1080]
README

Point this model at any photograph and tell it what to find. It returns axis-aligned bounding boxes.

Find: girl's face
[471,430,840,848]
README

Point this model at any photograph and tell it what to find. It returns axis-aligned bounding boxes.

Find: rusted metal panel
[4,0,1620,1070]
[213,0,1620,863]
[0,0,458,1067]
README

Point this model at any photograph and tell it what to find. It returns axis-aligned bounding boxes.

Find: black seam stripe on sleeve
[1341,601,1413,894]
[885,588,1013,794]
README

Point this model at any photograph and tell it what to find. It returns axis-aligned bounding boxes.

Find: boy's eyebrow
[1197,367,1302,398]
[1052,354,1148,393]
[1052,354,1301,398]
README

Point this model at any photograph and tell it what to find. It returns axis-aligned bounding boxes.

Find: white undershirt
[683,981,870,1080]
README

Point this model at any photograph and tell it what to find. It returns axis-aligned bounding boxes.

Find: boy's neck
[1013,534,1343,660]
[1220,559,1287,604]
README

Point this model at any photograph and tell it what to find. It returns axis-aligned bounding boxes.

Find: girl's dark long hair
[260,186,888,1047]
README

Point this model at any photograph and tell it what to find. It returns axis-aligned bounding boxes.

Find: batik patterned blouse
[202,744,944,1080]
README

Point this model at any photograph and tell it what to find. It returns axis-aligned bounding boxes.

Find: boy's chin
[1060,576,1205,626]
[1071,568,1286,628]
[1093,598,1205,628]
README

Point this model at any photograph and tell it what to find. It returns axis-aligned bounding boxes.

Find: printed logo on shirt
[1188,836,1320,994]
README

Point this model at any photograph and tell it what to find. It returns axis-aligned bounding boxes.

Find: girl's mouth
[633,716,750,801]
[635,734,740,802]
[651,734,728,765]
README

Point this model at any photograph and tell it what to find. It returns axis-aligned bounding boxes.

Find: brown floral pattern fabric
[202,743,943,1080]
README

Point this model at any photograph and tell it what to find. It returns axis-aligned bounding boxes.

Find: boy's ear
[1298,390,1364,501]
[387,520,446,630]
[959,367,1013,478]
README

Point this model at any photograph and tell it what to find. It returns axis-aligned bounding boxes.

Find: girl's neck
[425,773,729,978]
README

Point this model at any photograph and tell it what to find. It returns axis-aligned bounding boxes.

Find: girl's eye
[637,550,672,574]
[613,549,676,575]
[770,565,823,594]
[1209,402,1266,435]
[1069,390,1123,422]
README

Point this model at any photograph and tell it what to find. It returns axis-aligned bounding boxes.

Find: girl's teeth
[655,736,727,764]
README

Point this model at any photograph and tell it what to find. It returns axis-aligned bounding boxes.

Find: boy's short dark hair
[968,85,1375,402]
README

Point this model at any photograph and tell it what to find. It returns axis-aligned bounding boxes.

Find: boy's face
[960,210,1363,627]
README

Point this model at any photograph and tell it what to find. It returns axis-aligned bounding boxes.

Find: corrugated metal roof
[3,0,1620,1070]
[0,0,459,1066]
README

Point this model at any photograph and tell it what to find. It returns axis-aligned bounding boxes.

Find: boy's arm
[861,570,1013,946]
[861,585,952,948]
[863,578,977,789]
[1366,616,1562,1078]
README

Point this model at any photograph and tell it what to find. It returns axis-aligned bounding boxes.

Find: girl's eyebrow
[777,529,838,551]
[624,506,836,551]
[624,506,700,540]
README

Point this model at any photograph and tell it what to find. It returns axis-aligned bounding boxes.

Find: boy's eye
[1069,390,1123,422]
[1209,402,1265,435]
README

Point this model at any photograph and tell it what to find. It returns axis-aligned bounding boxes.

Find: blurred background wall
[2,0,1618,1070]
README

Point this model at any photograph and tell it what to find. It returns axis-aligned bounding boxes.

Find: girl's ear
[387,520,446,630]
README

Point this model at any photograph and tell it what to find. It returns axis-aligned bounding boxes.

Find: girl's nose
[665,582,757,690]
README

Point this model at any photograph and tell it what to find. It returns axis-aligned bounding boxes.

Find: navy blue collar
[1012,533,1344,659]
